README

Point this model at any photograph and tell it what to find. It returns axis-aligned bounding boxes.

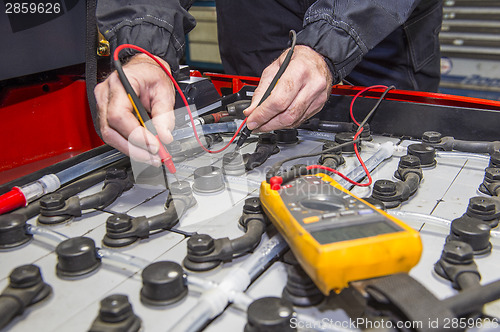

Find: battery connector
[434,240,481,291]
[38,168,133,225]
[0,265,52,330]
[479,167,500,196]
[103,182,196,247]
[183,197,268,272]
[371,155,423,209]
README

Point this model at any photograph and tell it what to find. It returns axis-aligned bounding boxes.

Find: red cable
[349,85,389,126]
[114,44,243,154]
[310,85,388,187]
[114,45,388,186]
[347,84,390,187]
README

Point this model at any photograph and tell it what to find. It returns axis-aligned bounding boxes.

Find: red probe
[156,135,177,175]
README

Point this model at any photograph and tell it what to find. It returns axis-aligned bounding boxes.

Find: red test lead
[156,136,177,175]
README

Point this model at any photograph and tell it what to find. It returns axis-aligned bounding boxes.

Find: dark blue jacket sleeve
[296,0,421,84]
[96,0,196,75]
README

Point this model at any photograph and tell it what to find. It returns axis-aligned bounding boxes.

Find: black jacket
[97,0,442,91]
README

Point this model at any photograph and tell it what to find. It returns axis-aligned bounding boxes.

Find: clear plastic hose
[297,313,360,332]
[56,149,124,185]
[171,234,287,332]
[436,151,490,162]
[26,224,69,244]
[97,248,151,269]
[186,275,217,290]
[297,129,336,141]
[388,210,500,246]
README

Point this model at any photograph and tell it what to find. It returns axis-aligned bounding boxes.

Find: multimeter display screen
[311,221,401,244]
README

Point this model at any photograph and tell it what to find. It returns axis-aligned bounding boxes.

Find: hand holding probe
[234,30,297,152]
[113,47,178,182]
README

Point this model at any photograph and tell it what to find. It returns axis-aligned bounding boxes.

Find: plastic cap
[0,187,27,215]
[270,176,283,190]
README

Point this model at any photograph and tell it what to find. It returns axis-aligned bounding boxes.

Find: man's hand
[94,54,176,166]
[244,45,333,132]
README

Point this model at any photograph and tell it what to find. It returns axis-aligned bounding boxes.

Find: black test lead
[113,45,178,185]
[234,30,297,152]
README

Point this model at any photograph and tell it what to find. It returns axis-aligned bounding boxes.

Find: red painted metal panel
[204,72,500,111]
[0,77,103,185]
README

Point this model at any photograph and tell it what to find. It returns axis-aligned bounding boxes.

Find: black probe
[234,30,297,151]
[113,45,179,183]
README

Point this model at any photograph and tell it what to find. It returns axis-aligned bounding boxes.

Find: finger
[255,88,311,133]
[150,79,176,145]
[127,137,162,167]
[243,61,280,123]
[105,73,160,154]
[246,66,304,131]
[254,75,328,133]
[128,125,162,153]
[95,80,130,154]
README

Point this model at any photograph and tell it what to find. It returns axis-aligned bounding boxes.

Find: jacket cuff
[97,4,196,77]
[296,16,367,84]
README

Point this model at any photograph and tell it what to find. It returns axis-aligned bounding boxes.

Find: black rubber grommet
[363,197,387,211]
[166,141,185,163]
[37,214,74,225]
[0,214,32,249]
[282,264,324,307]
[102,214,138,248]
[322,142,342,155]
[56,237,101,278]
[102,234,137,248]
[182,256,221,272]
[371,180,402,208]
[140,261,188,306]
[182,234,221,271]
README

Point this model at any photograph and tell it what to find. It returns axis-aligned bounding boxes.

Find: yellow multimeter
[260,173,422,295]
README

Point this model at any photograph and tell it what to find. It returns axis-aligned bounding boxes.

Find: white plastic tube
[26,224,69,243]
[337,141,395,188]
[361,141,407,153]
[97,248,151,269]
[297,129,336,141]
[436,151,490,162]
[297,313,360,332]
[388,210,500,246]
[186,275,218,291]
[171,234,288,332]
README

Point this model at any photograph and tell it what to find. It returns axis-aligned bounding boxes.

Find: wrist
[126,53,171,73]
